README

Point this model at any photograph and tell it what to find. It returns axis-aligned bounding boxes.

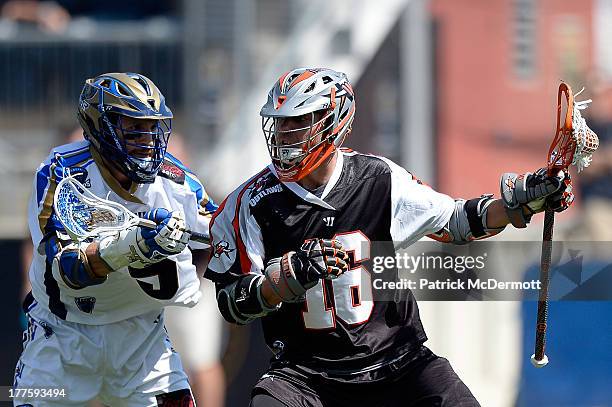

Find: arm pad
[56,243,106,289]
[44,233,105,289]
[431,195,505,243]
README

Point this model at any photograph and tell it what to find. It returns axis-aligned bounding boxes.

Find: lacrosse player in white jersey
[13,72,217,406]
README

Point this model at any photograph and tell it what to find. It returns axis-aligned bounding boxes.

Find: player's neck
[104,158,132,190]
[297,150,337,191]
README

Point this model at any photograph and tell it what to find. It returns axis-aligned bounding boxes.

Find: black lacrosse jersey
[206,149,455,382]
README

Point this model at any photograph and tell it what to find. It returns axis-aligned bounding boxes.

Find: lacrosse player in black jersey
[205,68,573,406]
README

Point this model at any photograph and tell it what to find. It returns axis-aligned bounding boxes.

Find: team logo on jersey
[75,296,96,314]
[37,320,54,338]
[56,166,88,184]
[250,172,274,195]
[155,389,194,406]
[323,216,335,227]
[249,174,283,207]
[236,286,248,302]
[158,161,185,184]
[213,240,235,258]
[271,340,285,359]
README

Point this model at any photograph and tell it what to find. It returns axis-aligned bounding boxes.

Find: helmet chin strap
[278,146,304,168]
[131,155,155,169]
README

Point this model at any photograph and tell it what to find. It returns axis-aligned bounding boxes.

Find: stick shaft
[137,219,209,244]
[534,209,554,361]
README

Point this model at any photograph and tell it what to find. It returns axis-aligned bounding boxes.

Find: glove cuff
[264,253,315,303]
[98,227,155,271]
[500,172,536,228]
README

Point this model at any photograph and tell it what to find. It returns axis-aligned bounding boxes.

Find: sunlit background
[1,1,611,406]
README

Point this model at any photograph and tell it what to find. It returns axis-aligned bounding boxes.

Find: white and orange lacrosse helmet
[260,67,356,182]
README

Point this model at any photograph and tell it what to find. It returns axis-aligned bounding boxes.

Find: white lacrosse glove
[98,208,190,270]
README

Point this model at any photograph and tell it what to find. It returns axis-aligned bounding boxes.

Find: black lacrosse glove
[500,168,570,228]
[292,239,350,288]
[544,171,574,213]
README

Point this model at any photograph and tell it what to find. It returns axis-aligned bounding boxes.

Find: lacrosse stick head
[53,176,143,241]
[548,83,599,174]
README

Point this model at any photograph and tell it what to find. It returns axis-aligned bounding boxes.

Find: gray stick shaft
[136,218,209,244]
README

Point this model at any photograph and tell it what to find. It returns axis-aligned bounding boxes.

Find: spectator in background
[0,0,177,34]
[1,0,71,33]
[54,0,176,21]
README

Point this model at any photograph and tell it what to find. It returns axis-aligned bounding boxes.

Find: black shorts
[250,346,480,407]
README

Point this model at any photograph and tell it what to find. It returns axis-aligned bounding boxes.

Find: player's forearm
[486,198,539,229]
[85,241,114,278]
[485,199,512,229]
[261,279,283,306]
[52,239,108,289]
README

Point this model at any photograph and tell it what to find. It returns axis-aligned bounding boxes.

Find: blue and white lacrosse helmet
[77,72,173,184]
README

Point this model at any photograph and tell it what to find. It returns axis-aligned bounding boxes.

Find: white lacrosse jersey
[27,140,217,324]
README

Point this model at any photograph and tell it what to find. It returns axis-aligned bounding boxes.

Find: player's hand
[263,239,350,303]
[544,171,574,213]
[293,239,350,286]
[140,208,190,259]
[500,168,573,228]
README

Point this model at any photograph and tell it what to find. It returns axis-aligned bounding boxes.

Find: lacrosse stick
[531,83,599,368]
[53,175,209,244]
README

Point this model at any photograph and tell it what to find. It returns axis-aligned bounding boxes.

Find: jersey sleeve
[182,171,218,250]
[29,163,49,247]
[380,157,455,248]
[205,178,266,286]
[28,149,100,292]
[29,154,76,247]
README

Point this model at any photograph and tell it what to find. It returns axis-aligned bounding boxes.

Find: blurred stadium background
[0,0,611,406]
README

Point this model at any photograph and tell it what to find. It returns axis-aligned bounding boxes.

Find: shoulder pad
[52,165,89,184]
[158,160,185,184]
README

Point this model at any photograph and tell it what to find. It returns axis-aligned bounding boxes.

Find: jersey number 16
[302,231,374,330]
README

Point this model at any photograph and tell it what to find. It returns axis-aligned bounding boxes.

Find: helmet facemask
[263,109,334,176]
[98,112,171,184]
